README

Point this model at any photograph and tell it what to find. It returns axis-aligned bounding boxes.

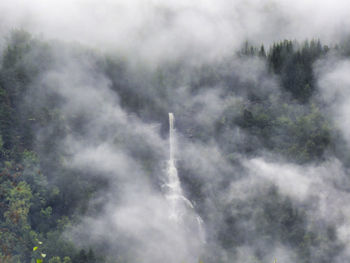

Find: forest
[1,14,350,263]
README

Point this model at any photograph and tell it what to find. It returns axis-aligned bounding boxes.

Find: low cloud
[1,0,350,63]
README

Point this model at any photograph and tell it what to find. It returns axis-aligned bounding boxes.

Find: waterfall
[166,113,188,221]
[165,113,205,242]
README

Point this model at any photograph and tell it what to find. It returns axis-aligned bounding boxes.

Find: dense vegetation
[0,30,349,263]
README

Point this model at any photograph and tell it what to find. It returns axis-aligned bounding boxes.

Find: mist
[1,0,350,63]
[1,1,350,263]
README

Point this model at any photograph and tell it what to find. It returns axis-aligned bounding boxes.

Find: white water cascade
[165,113,205,241]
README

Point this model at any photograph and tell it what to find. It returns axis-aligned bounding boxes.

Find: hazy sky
[1,0,350,62]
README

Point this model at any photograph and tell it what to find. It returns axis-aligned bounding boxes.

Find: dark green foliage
[219,186,343,263]
[268,40,294,74]
[267,39,326,102]
[232,101,331,163]
[73,249,96,263]
[0,30,102,263]
[0,30,348,263]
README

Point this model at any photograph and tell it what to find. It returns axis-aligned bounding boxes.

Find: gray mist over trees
[1,0,350,62]
[1,1,350,263]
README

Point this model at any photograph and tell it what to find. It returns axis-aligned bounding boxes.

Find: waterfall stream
[165,113,205,242]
